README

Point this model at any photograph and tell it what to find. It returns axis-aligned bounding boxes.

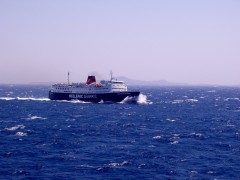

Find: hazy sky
[1,0,240,85]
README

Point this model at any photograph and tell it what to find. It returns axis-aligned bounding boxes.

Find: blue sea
[0,85,240,179]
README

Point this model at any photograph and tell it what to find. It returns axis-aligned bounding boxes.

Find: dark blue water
[0,85,240,179]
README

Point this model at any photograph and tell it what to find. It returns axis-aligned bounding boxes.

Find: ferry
[49,73,140,103]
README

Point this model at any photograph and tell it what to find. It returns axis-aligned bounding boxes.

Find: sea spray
[137,94,149,104]
[120,93,151,104]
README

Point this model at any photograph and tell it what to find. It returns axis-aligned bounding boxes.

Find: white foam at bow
[137,94,148,104]
[121,93,152,104]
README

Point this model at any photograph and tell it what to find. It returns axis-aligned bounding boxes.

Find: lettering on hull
[69,94,97,99]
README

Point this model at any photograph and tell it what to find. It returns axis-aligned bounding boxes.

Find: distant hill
[25,76,190,86]
[116,76,187,86]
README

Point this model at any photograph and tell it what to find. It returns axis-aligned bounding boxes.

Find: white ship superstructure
[50,79,128,94]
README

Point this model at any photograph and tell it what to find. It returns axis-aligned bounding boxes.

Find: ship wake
[0,97,93,104]
[0,97,50,101]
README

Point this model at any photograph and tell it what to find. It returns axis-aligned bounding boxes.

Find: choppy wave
[1,86,240,179]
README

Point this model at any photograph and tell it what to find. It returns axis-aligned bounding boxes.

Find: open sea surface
[0,85,240,179]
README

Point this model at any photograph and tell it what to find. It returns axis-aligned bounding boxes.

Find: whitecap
[170,141,179,144]
[208,171,217,174]
[172,100,184,104]
[190,132,204,138]
[138,164,146,168]
[186,99,198,103]
[166,118,176,122]
[224,98,239,101]
[4,125,25,131]
[26,115,47,120]
[15,132,27,136]
[153,136,162,139]
[108,163,119,167]
[107,161,129,167]
[172,99,198,103]
[208,90,216,93]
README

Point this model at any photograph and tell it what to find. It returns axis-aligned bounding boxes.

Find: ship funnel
[86,76,96,84]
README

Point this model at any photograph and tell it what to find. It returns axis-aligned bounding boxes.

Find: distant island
[115,76,187,86]
[26,77,185,86]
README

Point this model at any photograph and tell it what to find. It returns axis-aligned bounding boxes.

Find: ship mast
[68,72,70,85]
[110,71,113,81]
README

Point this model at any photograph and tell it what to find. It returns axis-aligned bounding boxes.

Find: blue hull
[49,91,140,103]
